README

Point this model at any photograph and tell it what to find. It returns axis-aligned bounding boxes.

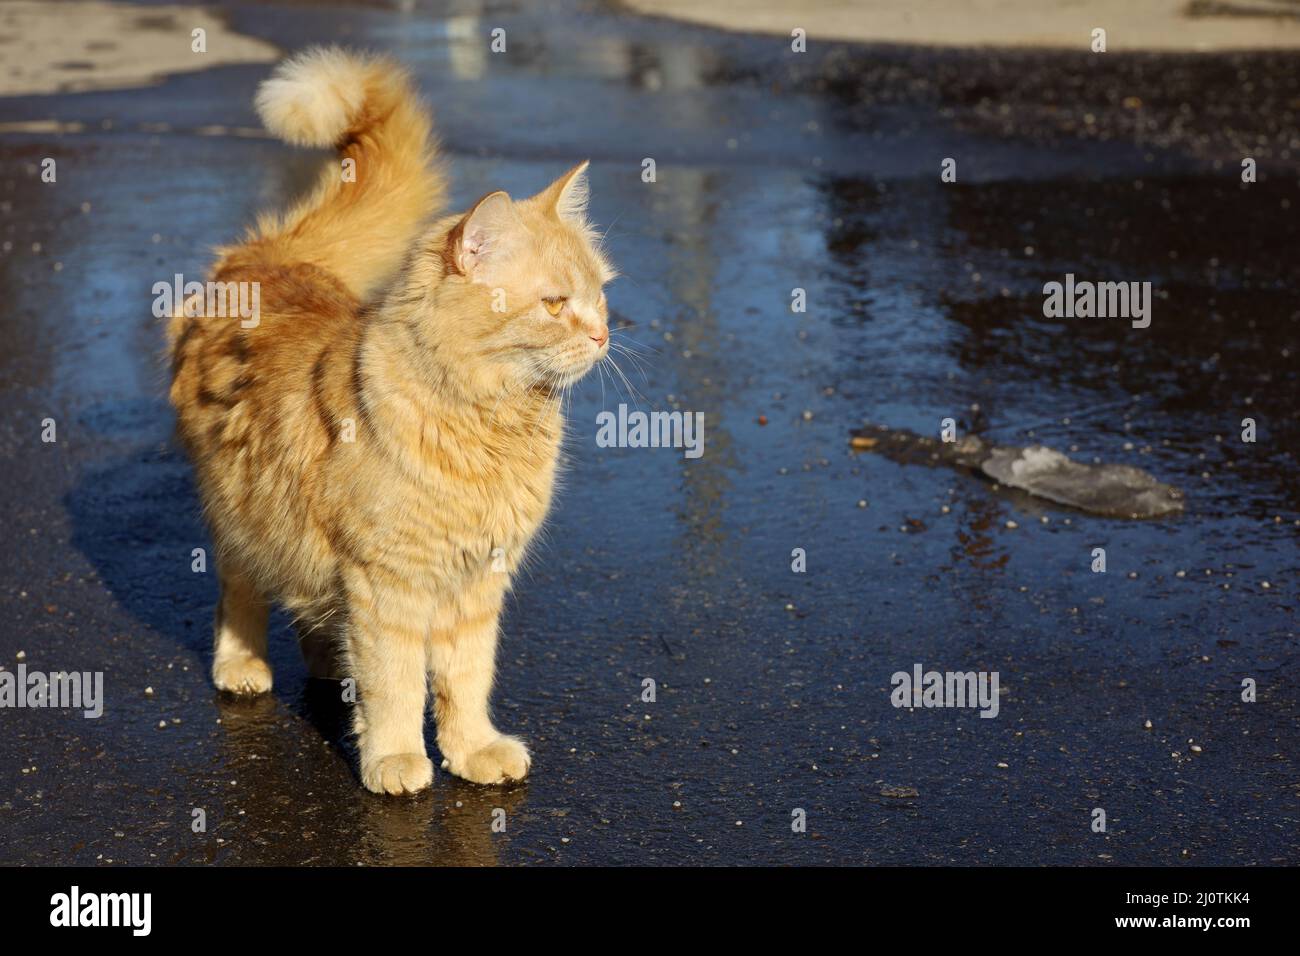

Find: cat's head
[429,162,617,395]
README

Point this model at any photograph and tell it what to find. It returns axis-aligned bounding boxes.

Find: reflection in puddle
[211,687,522,866]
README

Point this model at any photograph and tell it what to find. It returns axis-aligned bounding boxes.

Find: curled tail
[223,47,447,301]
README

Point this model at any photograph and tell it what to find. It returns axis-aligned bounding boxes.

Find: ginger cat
[168,47,615,794]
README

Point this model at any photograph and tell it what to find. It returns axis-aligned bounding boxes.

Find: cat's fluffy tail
[226,47,446,301]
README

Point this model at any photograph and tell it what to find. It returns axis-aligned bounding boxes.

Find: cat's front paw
[213,655,273,695]
[442,735,531,785]
[362,753,434,795]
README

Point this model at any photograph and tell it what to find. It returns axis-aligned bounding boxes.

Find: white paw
[442,735,531,785]
[213,655,273,695]
[362,753,434,795]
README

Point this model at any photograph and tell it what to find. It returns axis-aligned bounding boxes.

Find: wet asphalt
[0,0,1297,865]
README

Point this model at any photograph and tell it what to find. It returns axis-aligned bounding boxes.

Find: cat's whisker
[601,353,648,409]
[607,342,653,383]
[609,329,661,356]
[595,353,609,409]
[608,334,653,355]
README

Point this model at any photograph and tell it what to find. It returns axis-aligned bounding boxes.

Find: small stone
[15,651,26,661]
[880,785,919,799]
[1005,520,1018,529]
[1144,719,1153,730]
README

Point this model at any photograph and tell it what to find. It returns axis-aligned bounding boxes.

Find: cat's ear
[447,191,518,277]
[541,161,590,224]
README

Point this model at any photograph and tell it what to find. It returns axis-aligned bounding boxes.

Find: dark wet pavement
[1,1,1297,865]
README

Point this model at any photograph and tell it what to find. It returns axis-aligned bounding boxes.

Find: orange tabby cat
[168,47,615,794]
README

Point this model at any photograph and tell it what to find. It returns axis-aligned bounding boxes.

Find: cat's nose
[588,327,608,347]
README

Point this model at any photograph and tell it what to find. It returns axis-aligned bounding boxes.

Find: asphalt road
[0,0,1297,865]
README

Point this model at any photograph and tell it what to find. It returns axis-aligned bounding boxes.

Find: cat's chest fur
[364,400,563,581]
[347,324,568,586]
[453,422,561,557]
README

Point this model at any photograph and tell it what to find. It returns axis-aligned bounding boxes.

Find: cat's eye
[542,296,566,317]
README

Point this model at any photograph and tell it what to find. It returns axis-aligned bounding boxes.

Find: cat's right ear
[446,191,517,278]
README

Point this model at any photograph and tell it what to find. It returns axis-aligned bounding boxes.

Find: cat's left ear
[541,161,590,224]
[446,190,518,278]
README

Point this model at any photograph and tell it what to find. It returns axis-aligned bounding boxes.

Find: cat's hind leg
[212,561,273,694]
[297,613,348,682]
